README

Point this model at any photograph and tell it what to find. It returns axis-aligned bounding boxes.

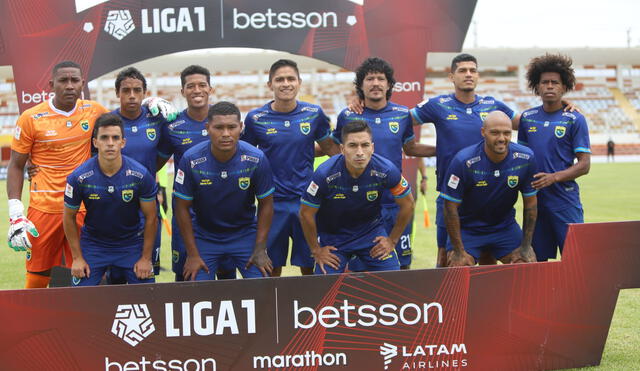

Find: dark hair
[93,113,124,139]
[115,67,147,92]
[52,61,81,76]
[207,101,241,122]
[341,120,372,142]
[180,65,211,87]
[526,53,576,94]
[268,59,300,82]
[354,57,396,100]
[450,53,477,72]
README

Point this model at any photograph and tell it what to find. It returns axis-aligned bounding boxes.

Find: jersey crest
[300,122,311,135]
[480,112,489,121]
[80,120,90,132]
[146,128,156,141]
[366,190,378,201]
[122,189,134,202]
[389,121,399,134]
[555,126,566,138]
[239,177,251,190]
[507,176,519,188]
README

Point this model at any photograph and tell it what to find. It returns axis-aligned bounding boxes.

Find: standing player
[443,111,538,266]
[518,54,591,261]
[63,114,158,286]
[109,67,165,281]
[6,61,108,288]
[331,57,435,270]
[300,121,414,274]
[157,65,216,281]
[174,102,274,280]
[242,59,337,276]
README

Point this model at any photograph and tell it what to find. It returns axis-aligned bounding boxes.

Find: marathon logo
[439,97,452,103]
[78,170,94,183]
[191,157,207,168]
[240,155,259,163]
[390,106,409,113]
[252,111,268,121]
[523,109,538,117]
[478,99,495,104]
[126,169,144,179]
[301,106,319,112]
[562,112,577,120]
[168,120,185,130]
[465,156,480,168]
[513,152,530,160]
[326,172,341,183]
[370,170,387,179]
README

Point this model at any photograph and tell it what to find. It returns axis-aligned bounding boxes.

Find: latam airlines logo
[111,304,155,347]
[379,343,398,370]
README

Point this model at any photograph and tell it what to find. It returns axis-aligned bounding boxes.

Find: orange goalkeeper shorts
[25,208,85,272]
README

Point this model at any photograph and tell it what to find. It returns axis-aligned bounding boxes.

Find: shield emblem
[507,176,519,188]
[172,250,179,263]
[72,276,81,286]
[239,177,250,190]
[146,128,156,141]
[555,126,566,138]
[122,189,134,202]
[80,120,90,132]
[389,122,399,134]
[480,112,488,121]
[26,248,31,261]
[366,190,378,201]
[107,186,114,193]
[300,122,311,135]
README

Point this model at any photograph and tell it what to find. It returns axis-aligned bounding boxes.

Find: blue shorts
[319,225,400,274]
[436,196,448,248]
[194,228,263,280]
[72,241,154,286]
[108,215,162,283]
[446,222,522,261]
[348,205,413,271]
[267,198,314,268]
[533,205,583,261]
[171,214,188,279]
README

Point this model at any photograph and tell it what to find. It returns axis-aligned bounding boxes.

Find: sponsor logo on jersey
[190,157,207,168]
[80,120,90,132]
[448,174,459,189]
[122,189,134,202]
[181,137,193,145]
[333,193,346,199]
[108,186,115,193]
[14,126,21,140]
[389,121,399,134]
[45,129,58,137]
[352,185,359,192]
[31,112,50,120]
[132,126,138,133]
[146,128,156,141]
[391,106,409,113]
[266,128,278,135]
[479,112,488,121]
[175,169,185,184]
[466,156,480,168]
[301,106,319,112]
[479,99,495,104]
[201,129,207,136]
[513,152,531,160]
[439,97,452,103]
[370,170,387,179]
[562,112,576,120]
[494,170,500,177]
[307,181,319,196]
[221,171,228,179]
[169,120,185,130]
[555,126,566,138]
[238,177,250,190]
[126,169,144,179]
[300,122,311,135]
[326,172,341,183]
[366,190,378,201]
[199,179,212,185]
[528,126,537,133]
[475,180,488,187]
[446,114,458,120]
[241,155,259,163]
[507,176,519,188]
[65,183,74,197]
[89,193,100,200]
[523,109,538,117]
[78,170,94,183]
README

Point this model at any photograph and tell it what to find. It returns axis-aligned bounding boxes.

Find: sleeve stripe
[510,110,518,120]
[440,193,462,203]
[157,151,171,158]
[64,202,81,210]
[402,134,416,145]
[522,190,538,197]
[173,192,193,201]
[409,108,423,124]
[256,187,275,199]
[574,147,591,153]
[393,187,412,199]
[330,133,341,144]
[301,199,320,208]
[316,130,330,142]
[140,197,156,202]
[517,140,528,145]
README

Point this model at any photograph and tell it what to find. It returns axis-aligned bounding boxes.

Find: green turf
[0,162,638,369]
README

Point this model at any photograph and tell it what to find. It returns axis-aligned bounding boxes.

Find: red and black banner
[0,222,638,370]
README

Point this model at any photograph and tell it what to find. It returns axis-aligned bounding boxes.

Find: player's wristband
[8,199,25,220]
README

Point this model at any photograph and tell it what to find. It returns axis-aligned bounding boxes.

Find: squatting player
[518,54,591,261]
[63,114,158,286]
[157,65,216,281]
[242,59,337,276]
[300,121,414,274]
[174,102,274,280]
[443,111,538,266]
[332,57,435,270]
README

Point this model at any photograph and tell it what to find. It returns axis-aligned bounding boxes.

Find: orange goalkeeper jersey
[11,99,108,213]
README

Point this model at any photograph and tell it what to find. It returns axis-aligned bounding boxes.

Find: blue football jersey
[441,142,537,232]
[410,94,515,192]
[301,153,411,247]
[158,109,210,186]
[331,102,415,206]
[113,106,165,175]
[241,101,330,200]
[517,106,591,210]
[64,156,158,247]
[173,140,275,238]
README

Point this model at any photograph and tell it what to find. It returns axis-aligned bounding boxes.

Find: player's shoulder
[122,155,150,176]
[246,102,272,120]
[386,101,409,114]
[19,101,51,121]
[69,157,97,179]
[521,105,542,118]
[560,109,586,122]
[182,139,210,159]
[77,99,107,113]
[416,93,452,108]
[477,95,500,105]
[454,142,484,163]
[315,154,342,176]
[238,140,267,159]
[369,153,397,171]
[509,142,535,158]
[296,101,322,113]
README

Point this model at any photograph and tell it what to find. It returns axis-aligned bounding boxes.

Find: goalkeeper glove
[143,97,178,122]
[7,199,39,252]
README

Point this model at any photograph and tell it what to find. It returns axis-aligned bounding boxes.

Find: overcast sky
[462,0,640,48]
